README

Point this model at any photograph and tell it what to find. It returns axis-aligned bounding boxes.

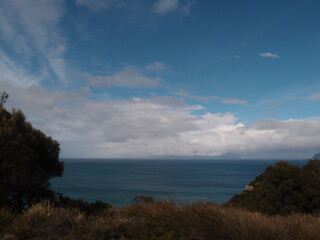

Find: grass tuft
[1,201,320,239]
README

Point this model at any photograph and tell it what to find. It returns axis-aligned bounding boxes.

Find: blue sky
[0,0,320,159]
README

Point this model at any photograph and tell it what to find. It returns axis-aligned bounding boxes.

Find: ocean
[51,159,306,206]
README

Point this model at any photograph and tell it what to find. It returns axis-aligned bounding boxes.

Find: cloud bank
[2,81,320,159]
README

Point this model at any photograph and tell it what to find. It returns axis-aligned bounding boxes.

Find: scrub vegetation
[1,201,320,240]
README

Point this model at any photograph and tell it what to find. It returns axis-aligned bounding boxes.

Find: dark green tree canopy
[0,92,9,106]
[227,160,320,215]
[0,105,63,210]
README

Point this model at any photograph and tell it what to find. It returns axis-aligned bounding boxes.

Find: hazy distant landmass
[312,153,320,159]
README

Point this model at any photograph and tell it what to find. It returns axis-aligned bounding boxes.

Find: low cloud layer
[2,81,320,159]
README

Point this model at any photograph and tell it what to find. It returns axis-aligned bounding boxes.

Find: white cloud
[145,62,167,71]
[221,98,247,105]
[153,0,193,15]
[172,90,247,105]
[2,81,320,159]
[180,0,194,14]
[148,95,186,108]
[75,0,125,11]
[172,90,217,102]
[259,52,279,58]
[87,66,161,88]
[0,0,66,84]
[233,55,241,60]
[307,92,320,101]
[153,0,179,14]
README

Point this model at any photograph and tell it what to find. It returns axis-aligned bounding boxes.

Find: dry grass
[1,201,320,240]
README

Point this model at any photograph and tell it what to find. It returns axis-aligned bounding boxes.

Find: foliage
[0,92,9,106]
[133,195,154,204]
[52,193,112,215]
[226,160,320,215]
[0,208,14,237]
[0,105,64,211]
[300,160,320,213]
[1,201,320,240]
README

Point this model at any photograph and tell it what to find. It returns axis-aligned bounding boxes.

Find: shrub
[8,203,84,240]
[133,195,154,204]
[53,194,112,215]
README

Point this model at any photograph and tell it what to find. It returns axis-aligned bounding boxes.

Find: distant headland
[312,153,320,159]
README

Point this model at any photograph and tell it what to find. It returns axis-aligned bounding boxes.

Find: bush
[8,203,84,240]
[53,193,112,215]
[133,195,154,204]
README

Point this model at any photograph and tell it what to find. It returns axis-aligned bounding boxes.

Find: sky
[0,0,320,159]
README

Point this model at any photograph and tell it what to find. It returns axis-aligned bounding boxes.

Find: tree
[0,92,9,106]
[0,105,64,211]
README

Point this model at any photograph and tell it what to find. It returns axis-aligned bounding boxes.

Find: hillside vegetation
[227,160,320,215]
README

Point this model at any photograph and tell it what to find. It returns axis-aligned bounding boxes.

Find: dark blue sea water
[51,159,306,206]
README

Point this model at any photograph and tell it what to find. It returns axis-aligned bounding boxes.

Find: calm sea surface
[51,159,306,206]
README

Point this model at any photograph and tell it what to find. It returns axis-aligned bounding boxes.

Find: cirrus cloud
[221,98,248,105]
[307,92,320,101]
[0,0,67,84]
